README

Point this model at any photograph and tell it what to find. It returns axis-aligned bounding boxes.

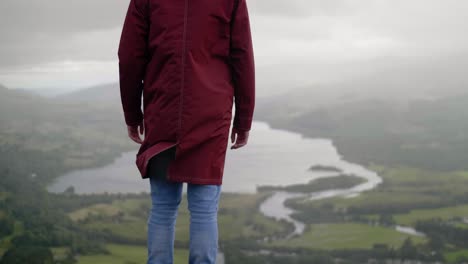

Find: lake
[47,120,394,255]
[47,121,379,194]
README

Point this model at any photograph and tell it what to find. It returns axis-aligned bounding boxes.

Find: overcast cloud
[0,0,467,97]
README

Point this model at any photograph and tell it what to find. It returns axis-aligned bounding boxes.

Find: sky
[0,0,467,98]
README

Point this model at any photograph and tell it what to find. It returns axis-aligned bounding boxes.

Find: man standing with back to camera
[118,0,255,263]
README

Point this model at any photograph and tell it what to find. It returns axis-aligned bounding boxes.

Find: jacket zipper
[178,0,189,139]
[141,1,189,180]
[158,0,188,182]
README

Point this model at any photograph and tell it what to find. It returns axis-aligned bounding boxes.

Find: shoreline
[47,120,382,198]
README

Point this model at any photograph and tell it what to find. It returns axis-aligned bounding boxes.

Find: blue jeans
[147,147,222,264]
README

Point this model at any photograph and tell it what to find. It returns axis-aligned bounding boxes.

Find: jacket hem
[166,175,223,185]
[136,141,179,179]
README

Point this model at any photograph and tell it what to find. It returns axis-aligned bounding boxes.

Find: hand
[127,122,145,144]
[230,127,249,149]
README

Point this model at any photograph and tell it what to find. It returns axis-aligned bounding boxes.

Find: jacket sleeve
[118,0,149,127]
[230,0,256,132]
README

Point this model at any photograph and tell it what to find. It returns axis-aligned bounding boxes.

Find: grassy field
[356,167,468,227]
[290,191,441,211]
[69,202,124,221]
[75,244,188,264]
[0,221,24,249]
[287,166,468,214]
[445,249,468,264]
[68,192,292,244]
[393,204,468,226]
[370,166,468,196]
[268,223,426,250]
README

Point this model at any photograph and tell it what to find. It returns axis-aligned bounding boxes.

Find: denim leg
[147,170,183,264]
[187,183,222,264]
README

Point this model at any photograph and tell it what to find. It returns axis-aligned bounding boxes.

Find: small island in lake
[308,164,342,173]
[257,174,366,193]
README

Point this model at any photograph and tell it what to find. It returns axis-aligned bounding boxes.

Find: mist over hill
[257,87,468,171]
[3,69,468,177]
[54,82,121,105]
[257,52,468,116]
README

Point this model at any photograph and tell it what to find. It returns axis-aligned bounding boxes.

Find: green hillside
[0,84,136,186]
[257,93,468,171]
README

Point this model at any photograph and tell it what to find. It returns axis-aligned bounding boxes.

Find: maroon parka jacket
[118,0,255,184]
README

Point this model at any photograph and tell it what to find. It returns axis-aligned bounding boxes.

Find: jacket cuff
[124,111,143,127]
[233,115,253,131]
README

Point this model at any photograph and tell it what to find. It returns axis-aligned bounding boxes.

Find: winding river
[259,160,383,237]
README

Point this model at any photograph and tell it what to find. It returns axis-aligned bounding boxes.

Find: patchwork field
[268,223,426,250]
[75,244,188,264]
[66,191,293,258]
[393,204,468,226]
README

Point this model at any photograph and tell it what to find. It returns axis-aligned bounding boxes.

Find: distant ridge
[0,83,61,125]
[0,83,65,98]
[0,83,47,104]
[55,82,120,106]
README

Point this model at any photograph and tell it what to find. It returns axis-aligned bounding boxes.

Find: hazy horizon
[1,0,468,100]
